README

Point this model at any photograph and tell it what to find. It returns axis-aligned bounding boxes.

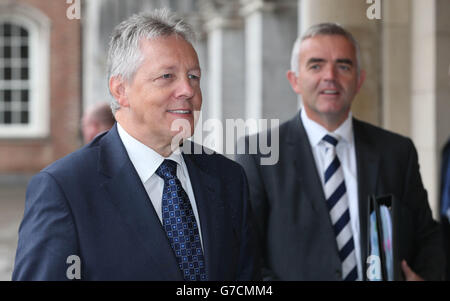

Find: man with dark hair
[13,9,260,281]
[236,22,444,281]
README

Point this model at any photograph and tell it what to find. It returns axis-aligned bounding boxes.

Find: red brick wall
[0,0,81,173]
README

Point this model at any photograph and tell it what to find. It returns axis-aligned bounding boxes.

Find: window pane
[20,45,28,58]
[20,67,28,80]
[20,110,28,124]
[4,90,11,103]
[21,90,28,103]
[4,111,12,124]
[20,27,28,37]
[3,45,11,58]
[4,67,11,80]
[3,24,12,37]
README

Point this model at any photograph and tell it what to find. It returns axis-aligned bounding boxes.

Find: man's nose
[323,65,337,81]
[175,76,195,99]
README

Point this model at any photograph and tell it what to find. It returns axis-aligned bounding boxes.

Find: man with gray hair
[13,9,260,281]
[236,22,444,280]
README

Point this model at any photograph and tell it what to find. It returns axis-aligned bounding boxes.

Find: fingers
[401,260,424,281]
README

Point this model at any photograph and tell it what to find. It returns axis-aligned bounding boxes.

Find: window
[0,4,50,138]
[0,23,30,125]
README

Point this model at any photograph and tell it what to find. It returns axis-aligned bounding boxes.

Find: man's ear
[286,70,302,95]
[109,76,130,108]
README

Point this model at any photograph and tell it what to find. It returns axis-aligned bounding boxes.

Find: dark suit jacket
[13,124,260,280]
[441,138,450,280]
[235,112,445,281]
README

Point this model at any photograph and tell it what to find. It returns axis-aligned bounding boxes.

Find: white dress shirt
[301,109,362,280]
[117,123,203,249]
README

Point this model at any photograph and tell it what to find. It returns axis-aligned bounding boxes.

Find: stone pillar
[240,0,298,125]
[411,0,450,218]
[381,0,411,137]
[299,0,382,126]
[82,0,109,111]
[180,3,209,136]
[196,0,245,153]
[436,0,450,169]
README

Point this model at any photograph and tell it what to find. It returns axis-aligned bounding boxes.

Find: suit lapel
[353,118,380,279]
[288,114,328,215]
[182,150,222,281]
[291,114,381,277]
[98,125,183,280]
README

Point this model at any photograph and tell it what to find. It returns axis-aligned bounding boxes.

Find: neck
[115,112,176,158]
[304,109,349,132]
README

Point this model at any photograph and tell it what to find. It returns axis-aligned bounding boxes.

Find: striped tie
[322,134,358,281]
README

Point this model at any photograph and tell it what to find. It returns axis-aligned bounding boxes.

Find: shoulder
[238,113,298,153]
[183,140,246,178]
[40,133,104,183]
[443,138,450,156]
[353,118,415,152]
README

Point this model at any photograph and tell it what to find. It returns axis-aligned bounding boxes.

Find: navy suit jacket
[441,138,450,280]
[13,124,260,280]
[236,112,445,280]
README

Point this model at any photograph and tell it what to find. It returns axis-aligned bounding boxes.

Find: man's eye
[310,65,320,70]
[161,74,172,79]
[188,74,200,80]
[339,65,351,71]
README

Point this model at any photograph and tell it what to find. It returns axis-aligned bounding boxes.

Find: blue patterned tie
[322,134,358,281]
[155,159,207,281]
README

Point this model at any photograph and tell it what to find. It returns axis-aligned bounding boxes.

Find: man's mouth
[320,90,340,95]
[167,110,192,114]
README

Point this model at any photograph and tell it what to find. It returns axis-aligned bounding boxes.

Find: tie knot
[155,159,177,180]
[322,134,339,147]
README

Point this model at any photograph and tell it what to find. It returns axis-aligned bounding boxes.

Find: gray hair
[107,8,196,114]
[290,23,362,76]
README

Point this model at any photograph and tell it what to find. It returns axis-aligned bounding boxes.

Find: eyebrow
[306,58,326,65]
[336,59,353,66]
[305,57,354,66]
[157,65,201,72]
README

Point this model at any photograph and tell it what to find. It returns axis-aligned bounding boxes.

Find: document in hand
[367,194,401,281]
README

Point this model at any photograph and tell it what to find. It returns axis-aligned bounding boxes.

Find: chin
[169,124,195,140]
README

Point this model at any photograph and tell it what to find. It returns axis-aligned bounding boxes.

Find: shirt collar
[301,109,354,147]
[117,122,184,184]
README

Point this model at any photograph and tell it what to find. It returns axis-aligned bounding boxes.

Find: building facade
[0,0,81,175]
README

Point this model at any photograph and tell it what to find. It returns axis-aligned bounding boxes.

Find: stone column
[195,0,246,153]
[240,0,298,125]
[436,0,450,170]
[299,0,382,126]
[82,0,108,111]
[381,0,411,137]
[411,0,450,218]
